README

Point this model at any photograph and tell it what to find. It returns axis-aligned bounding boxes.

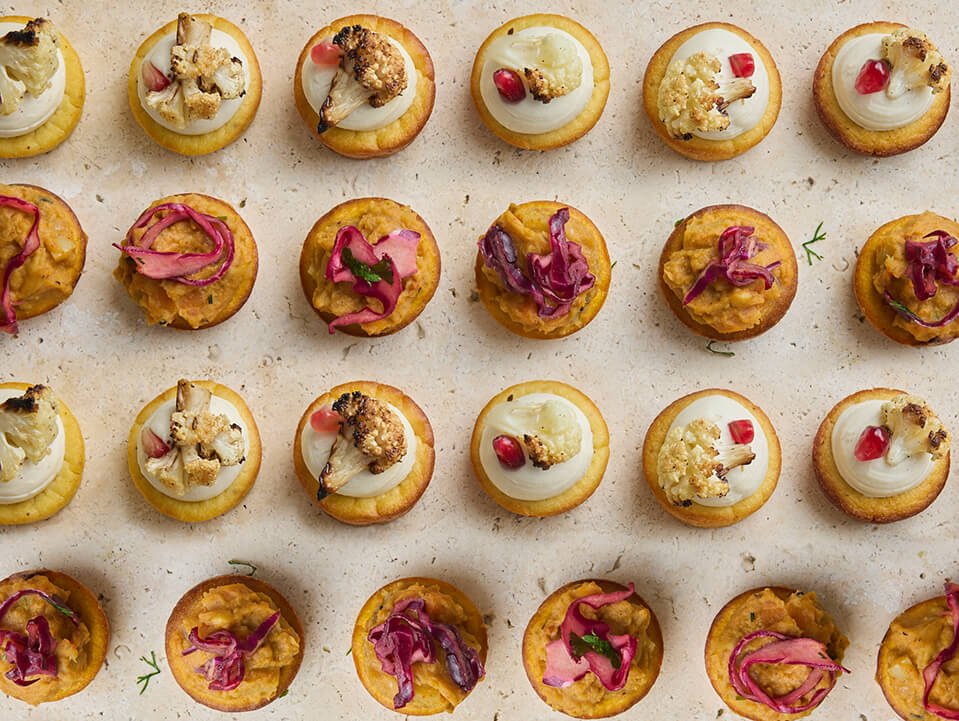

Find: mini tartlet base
[0,16,84,159]
[298,197,441,337]
[0,569,109,704]
[469,13,610,151]
[813,388,950,523]
[0,382,84,526]
[658,204,798,341]
[0,184,87,325]
[128,14,262,156]
[352,577,487,715]
[294,381,435,525]
[165,574,304,712]
[113,193,258,330]
[642,22,782,161]
[294,14,435,159]
[522,579,664,718]
[475,200,610,339]
[127,380,261,522]
[813,22,951,157]
[642,388,781,528]
[469,380,610,517]
[854,212,959,346]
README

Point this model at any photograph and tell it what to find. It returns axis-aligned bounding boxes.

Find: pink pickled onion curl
[182,611,280,691]
[884,230,959,329]
[921,581,959,719]
[683,225,780,305]
[0,588,79,686]
[0,196,42,335]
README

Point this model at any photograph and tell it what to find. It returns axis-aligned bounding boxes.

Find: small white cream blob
[478,26,594,135]
[137,28,248,135]
[665,394,769,507]
[0,21,66,138]
[300,401,417,498]
[0,387,65,505]
[832,33,934,131]
[301,35,417,132]
[667,27,770,140]
[831,399,933,497]
[137,394,249,502]
[478,393,593,501]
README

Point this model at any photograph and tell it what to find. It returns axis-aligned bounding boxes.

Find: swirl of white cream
[0,388,65,505]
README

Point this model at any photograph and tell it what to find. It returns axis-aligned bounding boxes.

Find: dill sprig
[705,340,735,357]
[136,651,161,694]
[803,222,826,266]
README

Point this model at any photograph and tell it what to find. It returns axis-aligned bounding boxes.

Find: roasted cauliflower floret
[881,28,950,99]
[0,385,59,464]
[0,435,25,483]
[881,394,949,465]
[657,51,755,139]
[513,33,582,103]
[317,25,407,132]
[0,18,60,115]
[317,391,407,497]
[656,418,755,505]
[509,399,582,470]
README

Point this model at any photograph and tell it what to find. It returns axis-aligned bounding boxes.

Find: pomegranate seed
[310,407,342,433]
[728,419,755,444]
[855,59,890,95]
[492,435,525,469]
[728,53,755,79]
[311,42,342,67]
[493,68,526,103]
[854,425,891,461]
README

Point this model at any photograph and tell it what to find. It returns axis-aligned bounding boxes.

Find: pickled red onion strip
[683,225,781,305]
[182,611,279,691]
[0,196,41,335]
[113,203,235,287]
[907,231,959,302]
[921,581,959,719]
[884,290,959,328]
[728,630,848,714]
[0,588,80,687]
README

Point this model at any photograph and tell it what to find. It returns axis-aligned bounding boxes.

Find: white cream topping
[301,35,417,132]
[667,27,770,140]
[0,388,65,505]
[831,399,933,497]
[137,28,248,135]
[478,393,593,501]
[300,402,417,498]
[0,21,66,139]
[478,26,594,135]
[832,33,934,131]
[137,395,249,502]
[666,394,769,507]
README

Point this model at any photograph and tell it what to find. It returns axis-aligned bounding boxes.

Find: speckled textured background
[1,1,956,719]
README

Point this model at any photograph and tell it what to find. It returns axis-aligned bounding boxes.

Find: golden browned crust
[642,22,782,161]
[351,577,487,715]
[128,14,262,156]
[127,380,262,522]
[165,574,304,712]
[0,569,109,704]
[294,381,435,525]
[642,388,781,528]
[298,197,441,337]
[469,380,609,517]
[475,201,609,339]
[854,212,959,346]
[705,587,848,721]
[813,22,951,157]
[469,14,610,151]
[294,15,435,159]
[0,16,84,159]
[0,382,84,526]
[812,388,950,523]
[658,205,797,341]
[522,579,664,718]
[113,193,258,330]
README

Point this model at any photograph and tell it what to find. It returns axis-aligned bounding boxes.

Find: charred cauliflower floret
[0,435,25,483]
[657,51,755,139]
[656,418,755,505]
[881,28,950,99]
[0,18,60,116]
[0,385,59,465]
[317,391,407,498]
[509,399,582,470]
[880,394,949,465]
[143,13,246,128]
[513,33,583,103]
[144,380,245,495]
[317,25,407,132]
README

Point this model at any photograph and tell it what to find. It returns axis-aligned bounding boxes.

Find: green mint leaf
[570,632,621,669]
[342,247,394,283]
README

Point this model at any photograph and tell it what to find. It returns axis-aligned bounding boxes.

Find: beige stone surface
[1,0,956,719]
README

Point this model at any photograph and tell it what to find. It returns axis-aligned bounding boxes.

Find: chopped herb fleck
[346,647,352,656]
[705,340,735,357]
[228,559,257,577]
[278,689,289,698]
[674,218,685,228]
[749,612,755,622]
[136,651,161,694]
[207,294,213,304]
[610,260,617,270]
[803,222,826,266]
